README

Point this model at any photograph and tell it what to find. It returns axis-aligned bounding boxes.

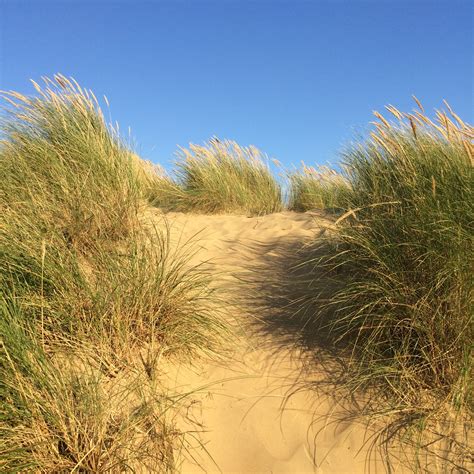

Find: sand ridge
[152,211,409,474]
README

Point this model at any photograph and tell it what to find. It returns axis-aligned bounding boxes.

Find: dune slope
[151,211,415,474]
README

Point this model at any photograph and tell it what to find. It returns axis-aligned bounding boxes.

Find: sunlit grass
[0,76,146,248]
[2,74,471,470]
[142,161,187,211]
[0,75,227,470]
[300,100,473,466]
[0,293,181,473]
[152,138,283,215]
[288,163,350,212]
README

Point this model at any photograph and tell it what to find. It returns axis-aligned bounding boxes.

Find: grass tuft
[0,293,179,473]
[1,74,145,248]
[300,101,473,466]
[288,163,351,212]
[159,138,283,215]
[1,75,227,470]
[142,161,187,211]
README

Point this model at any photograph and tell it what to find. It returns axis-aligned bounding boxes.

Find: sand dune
[149,211,411,473]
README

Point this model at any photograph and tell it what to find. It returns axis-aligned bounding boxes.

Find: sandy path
[152,211,408,474]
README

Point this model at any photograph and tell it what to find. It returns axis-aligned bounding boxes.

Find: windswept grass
[301,101,473,467]
[1,76,145,248]
[142,162,186,211]
[2,74,471,469]
[1,75,224,355]
[86,225,226,365]
[288,164,350,212]
[1,75,226,470]
[166,138,283,215]
[0,293,180,473]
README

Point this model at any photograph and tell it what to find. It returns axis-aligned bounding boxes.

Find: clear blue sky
[1,0,472,170]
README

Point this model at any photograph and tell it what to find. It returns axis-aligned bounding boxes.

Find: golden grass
[0,300,179,472]
[288,163,350,212]
[294,99,473,469]
[0,75,227,471]
[2,75,471,470]
[149,138,283,215]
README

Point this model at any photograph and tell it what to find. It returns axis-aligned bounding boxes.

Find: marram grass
[288,164,351,212]
[300,101,473,467]
[142,161,187,210]
[0,75,146,248]
[161,138,283,215]
[0,293,180,473]
[0,75,225,357]
[2,74,472,470]
[0,75,227,471]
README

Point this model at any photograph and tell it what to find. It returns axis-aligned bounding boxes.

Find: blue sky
[1,0,472,170]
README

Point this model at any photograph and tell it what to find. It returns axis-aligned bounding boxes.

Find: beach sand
[148,210,411,474]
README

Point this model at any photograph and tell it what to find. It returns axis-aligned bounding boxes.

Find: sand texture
[148,211,419,473]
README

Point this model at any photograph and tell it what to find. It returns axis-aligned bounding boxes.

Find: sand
[149,211,413,474]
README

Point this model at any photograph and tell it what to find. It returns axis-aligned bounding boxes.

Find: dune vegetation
[148,138,283,215]
[144,98,473,467]
[0,76,226,472]
[287,163,351,212]
[1,74,472,471]
[294,102,473,466]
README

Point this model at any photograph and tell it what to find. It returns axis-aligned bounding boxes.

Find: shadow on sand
[233,233,471,473]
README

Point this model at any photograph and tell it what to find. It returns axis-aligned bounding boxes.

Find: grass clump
[141,161,187,211]
[1,76,145,248]
[1,74,224,355]
[288,164,351,212]
[0,293,179,473]
[168,138,283,215]
[1,75,226,470]
[86,225,226,365]
[304,101,473,465]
